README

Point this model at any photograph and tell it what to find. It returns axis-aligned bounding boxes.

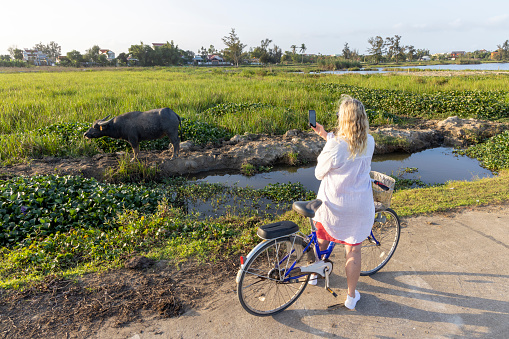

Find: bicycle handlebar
[372,179,390,191]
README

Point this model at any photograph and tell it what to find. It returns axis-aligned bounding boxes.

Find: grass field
[2,67,509,135]
[1,67,509,164]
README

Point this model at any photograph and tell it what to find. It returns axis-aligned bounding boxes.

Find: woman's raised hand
[311,122,328,140]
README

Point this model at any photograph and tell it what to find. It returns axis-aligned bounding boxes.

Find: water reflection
[318,62,509,75]
[193,147,493,192]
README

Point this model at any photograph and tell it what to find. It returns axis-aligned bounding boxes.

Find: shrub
[315,83,509,120]
[456,131,509,171]
[0,175,170,246]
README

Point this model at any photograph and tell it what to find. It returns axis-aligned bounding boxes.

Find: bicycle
[236,171,400,316]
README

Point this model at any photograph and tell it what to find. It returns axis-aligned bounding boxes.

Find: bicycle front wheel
[237,235,315,316]
[360,208,400,276]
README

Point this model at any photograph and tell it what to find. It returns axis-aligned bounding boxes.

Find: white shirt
[314,132,375,244]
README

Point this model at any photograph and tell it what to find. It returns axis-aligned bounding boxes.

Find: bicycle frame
[236,213,382,285]
[280,216,380,283]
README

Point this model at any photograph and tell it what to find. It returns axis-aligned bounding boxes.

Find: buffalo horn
[97,115,111,125]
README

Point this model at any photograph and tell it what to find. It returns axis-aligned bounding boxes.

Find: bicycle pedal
[326,287,338,298]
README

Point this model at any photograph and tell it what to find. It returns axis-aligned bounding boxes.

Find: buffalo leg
[129,138,140,161]
[169,135,180,159]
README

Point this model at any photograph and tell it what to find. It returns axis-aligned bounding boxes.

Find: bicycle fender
[236,239,269,284]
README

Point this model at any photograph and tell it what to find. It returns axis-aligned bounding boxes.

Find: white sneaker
[344,290,361,310]
[308,273,318,285]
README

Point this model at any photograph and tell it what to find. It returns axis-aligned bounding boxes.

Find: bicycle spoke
[360,209,400,276]
[238,235,313,316]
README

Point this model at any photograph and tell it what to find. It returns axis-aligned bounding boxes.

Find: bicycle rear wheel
[237,235,315,316]
[360,208,400,276]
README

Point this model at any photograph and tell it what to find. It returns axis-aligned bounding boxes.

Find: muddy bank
[1,117,507,181]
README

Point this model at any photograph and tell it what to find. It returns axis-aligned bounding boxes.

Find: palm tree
[300,43,307,63]
[290,45,297,55]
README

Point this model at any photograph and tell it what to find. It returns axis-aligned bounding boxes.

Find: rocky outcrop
[371,127,442,154]
[435,116,508,146]
[159,117,508,177]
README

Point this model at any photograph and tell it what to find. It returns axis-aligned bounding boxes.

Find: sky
[1,0,508,57]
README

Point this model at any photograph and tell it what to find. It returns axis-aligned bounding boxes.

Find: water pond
[193,147,493,192]
[400,63,509,71]
[320,62,509,75]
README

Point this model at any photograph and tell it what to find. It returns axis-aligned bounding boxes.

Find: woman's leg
[344,244,361,298]
[317,238,330,253]
[309,238,330,285]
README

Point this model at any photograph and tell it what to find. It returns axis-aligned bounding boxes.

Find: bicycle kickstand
[324,267,337,298]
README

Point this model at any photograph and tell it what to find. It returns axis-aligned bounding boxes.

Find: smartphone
[308,110,316,128]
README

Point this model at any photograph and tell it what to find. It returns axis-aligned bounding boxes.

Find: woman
[310,97,375,310]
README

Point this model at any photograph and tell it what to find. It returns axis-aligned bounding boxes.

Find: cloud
[488,14,509,25]
[411,23,429,29]
[449,18,462,28]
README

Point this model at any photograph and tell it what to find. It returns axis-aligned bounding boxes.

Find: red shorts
[315,221,362,246]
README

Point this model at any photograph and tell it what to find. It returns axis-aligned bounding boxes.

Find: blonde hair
[336,96,369,159]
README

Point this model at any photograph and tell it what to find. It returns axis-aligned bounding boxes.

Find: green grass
[1,68,508,134]
[455,131,509,171]
[392,170,509,216]
[0,177,316,289]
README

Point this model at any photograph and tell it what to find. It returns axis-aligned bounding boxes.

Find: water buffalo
[84,107,181,160]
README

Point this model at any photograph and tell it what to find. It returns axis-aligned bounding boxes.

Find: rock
[124,256,155,269]
[3,116,508,181]
[179,140,194,152]
[230,135,242,143]
[284,129,302,138]
[372,128,442,153]
[435,116,508,146]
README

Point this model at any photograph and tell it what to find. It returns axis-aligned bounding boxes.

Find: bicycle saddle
[292,199,322,218]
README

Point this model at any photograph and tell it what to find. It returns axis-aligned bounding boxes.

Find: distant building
[421,55,431,61]
[193,55,205,64]
[23,49,50,65]
[491,51,499,60]
[192,54,228,66]
[208,55,224,65]
[450,51,466,58]
[127,56,139,66]
[249,57,261,65]
[99,49,115,61]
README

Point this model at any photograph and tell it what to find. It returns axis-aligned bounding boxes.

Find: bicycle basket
[370,171,395,210]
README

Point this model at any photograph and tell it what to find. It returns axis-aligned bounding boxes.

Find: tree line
[366,35,430,64]
[3,30,509,68]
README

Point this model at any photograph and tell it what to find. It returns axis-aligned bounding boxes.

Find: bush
[456,131,509,171]
[0,175,170,246]
[316,83,509,120]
